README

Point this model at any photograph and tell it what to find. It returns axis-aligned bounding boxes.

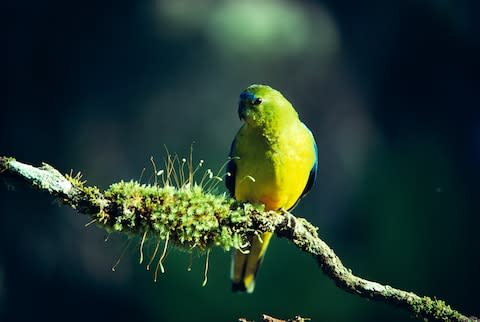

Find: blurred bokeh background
[3,0,479,321]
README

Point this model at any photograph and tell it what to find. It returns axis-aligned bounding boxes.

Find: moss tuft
[91,180,249,251]
[412,296,464,321]
[0,157,16,172]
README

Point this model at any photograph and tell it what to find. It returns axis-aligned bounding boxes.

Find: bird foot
[280,209,296,230]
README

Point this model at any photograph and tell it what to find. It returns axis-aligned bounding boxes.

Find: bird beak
[238,101,247,120]
[238,91,255,120]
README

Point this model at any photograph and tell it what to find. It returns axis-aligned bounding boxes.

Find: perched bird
[226,84,318,293]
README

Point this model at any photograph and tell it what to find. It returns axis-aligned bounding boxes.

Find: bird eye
[253,98,262,105]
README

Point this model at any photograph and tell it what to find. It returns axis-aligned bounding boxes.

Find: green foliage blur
[3,0,479,321]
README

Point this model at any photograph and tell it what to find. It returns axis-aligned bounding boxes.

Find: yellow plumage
[226,84,317,293]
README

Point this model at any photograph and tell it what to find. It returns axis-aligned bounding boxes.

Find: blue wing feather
[225,138,237,197]
[301,137,318,198]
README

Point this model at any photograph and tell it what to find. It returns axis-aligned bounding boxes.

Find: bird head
[238,84,298,128]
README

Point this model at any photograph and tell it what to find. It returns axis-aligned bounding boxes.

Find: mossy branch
[0,156,477,322]
[239,314,308,322]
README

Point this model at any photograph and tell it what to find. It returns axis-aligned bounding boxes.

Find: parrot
[225,84,318,293]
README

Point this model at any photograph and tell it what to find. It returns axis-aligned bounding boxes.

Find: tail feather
[231,280,249,293]
[231,232,273,293]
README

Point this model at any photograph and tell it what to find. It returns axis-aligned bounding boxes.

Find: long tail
[231,232,273,293]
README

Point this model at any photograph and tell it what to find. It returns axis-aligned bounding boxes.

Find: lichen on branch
[0,156,477,322]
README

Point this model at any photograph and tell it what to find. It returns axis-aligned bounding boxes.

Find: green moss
[65,172,85,187]
[412,296,464,321]
[0,157,16,172]
[93,180,248,251]
[66,172,105,213]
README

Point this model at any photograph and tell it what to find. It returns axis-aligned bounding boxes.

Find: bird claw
[281,209,296,229]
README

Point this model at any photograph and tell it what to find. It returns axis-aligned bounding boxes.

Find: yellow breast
[233,122,315,211]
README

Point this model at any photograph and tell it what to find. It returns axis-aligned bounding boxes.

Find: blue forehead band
[240,91,256,102]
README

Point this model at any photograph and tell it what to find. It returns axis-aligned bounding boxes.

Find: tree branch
[239,314,308,322]
[0,157,477,322]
